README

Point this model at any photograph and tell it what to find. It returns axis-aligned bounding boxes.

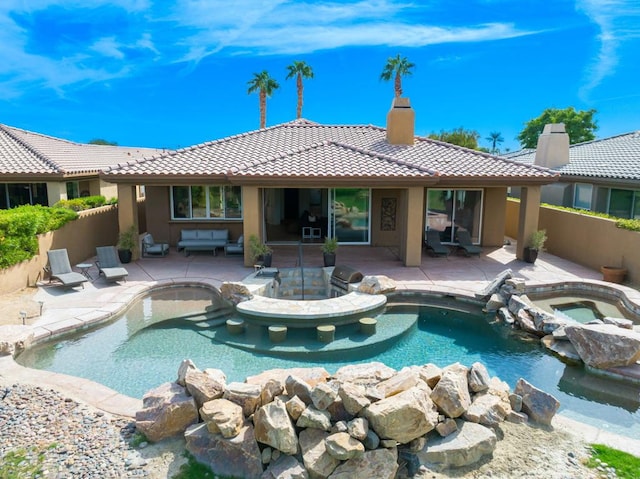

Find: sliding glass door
[425,189,483,243]
[331,188,371,244]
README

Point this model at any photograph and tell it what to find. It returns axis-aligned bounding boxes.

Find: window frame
[170,185,243,220]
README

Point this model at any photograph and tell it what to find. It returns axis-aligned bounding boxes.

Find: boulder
[529,307,556,331]
[515,309,539,334]
[253,399,298,454]
[603,316,634,330]
[467,362,490,393]
[508,295,532,316]
[285,395,307,421]
[334,362,396,386]
[463,393,509,428]
[135,382,198,442]
[430,368,471,418]
[504,277,525,293]
[377,368,420,397]
[485,293,506,312]
[540,335,582,362]
[338,383,370,415]
[185,422,263,478]
[219,281,253,305]
[328,447,398,479]
[285,375,313,404]
[185,369,225,409]
[326,397,352,422]
[435,418,457,437]
[261,455,309,479]
[311,381,338,410]
[365,384,438,444]
[299,428,340,478]
[247,367,330,389]
[497,306,515,325]
[0,325,33,356]
[514,378,560,426]
[200,398,244,438]
[260,378,285,407]
[565,324,640,369]
[347,417,368,441]
[223,382,261,416]
[418,420,496,469]
[176,359,198,386]
[296,405,332,431]
[363,429,380,450]
[541,317,570,335]
[325,432,365,460]
[203,368,227,385]
[357,275,396,295]
[418,363,442,388]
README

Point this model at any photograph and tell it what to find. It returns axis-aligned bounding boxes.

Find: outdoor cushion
[46,249,88,289]
[224,235,244,255]
[95,246,129,283]
[142,234,169,257]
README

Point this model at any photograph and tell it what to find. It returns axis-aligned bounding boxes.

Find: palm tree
[485,131,504,154]
[285,61,314,119]
[247,71,280,129]
[380,54,415,97]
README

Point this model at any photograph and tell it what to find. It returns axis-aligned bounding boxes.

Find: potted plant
[600,265,627,284]
[249,234,272,267]
[523,229,547,264]
[117,225,138,264]
[321,236,339,267]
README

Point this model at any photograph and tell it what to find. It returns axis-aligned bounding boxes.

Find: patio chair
[46,249,88,289]
[456,230,482,256]
[141,233,169,257]
[224,234,244,255]
[95,246,129,283]
[424,230,450,256]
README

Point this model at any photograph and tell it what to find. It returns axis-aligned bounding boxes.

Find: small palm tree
[380,54,415,97]
[285,61,314,119]
[485,131,504,154]
[247,71,280,129]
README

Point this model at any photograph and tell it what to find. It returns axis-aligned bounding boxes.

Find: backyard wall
[506,198,639,285]
[0,200,146,295]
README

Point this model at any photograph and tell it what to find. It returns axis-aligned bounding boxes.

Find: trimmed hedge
[0,205,78,269]
[53,195,116,212]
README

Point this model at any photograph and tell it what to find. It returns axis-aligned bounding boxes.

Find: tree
[285,60,314,119]
[89,138,118,146]
[247,71,280,129]
[517,107,598,148]
[380,54,415,97]
[429,127,480,150]
[485,131,504,154]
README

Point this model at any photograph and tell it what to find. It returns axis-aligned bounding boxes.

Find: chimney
[386,97,415,146]
[533,123,570,168]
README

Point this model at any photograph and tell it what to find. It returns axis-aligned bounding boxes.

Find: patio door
[425,189,483,243]
[331,188,371,244]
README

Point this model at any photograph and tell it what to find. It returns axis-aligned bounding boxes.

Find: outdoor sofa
[177,229,229,256]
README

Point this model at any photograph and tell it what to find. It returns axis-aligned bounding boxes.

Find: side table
[76,263,93,280]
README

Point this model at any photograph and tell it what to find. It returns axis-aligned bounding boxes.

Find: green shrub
[53,195,112,212]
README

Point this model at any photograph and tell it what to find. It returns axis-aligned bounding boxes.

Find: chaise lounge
[95,246,129,283]
[424,229,450,256]
[456,230,482,256]
[46,249,88,289]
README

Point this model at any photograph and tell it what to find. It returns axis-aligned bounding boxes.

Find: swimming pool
[16,286,640,439]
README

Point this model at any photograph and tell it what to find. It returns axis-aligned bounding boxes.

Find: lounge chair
[46,249,88,289]
[456,230,482,256]
[424,230,450,256]
[95,246,129,283]
[224,234,244,255]
[141,233,169,257]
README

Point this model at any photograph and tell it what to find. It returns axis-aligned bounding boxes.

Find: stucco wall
[506,199,639,284]
[482,187,507,247]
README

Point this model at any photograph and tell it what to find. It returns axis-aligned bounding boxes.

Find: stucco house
[102,98,558,266]
[0,123,163,209]
[505,124,640,219]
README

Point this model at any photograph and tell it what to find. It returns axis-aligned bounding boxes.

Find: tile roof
[504,131,640,181]
[104,120,556,185]
[0,124,163,177]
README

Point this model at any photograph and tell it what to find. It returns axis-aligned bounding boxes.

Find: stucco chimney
[386,97,415,146]
[534,123,570,168]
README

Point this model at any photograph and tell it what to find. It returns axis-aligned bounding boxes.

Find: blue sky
[0,0,638,153]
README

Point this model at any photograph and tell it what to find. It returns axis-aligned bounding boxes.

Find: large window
[425,189,483,243]
[608,188,640,219]
[331,188,370,243]
[1,183,48,209]
[171,186,242,220]
[573,183,593,210]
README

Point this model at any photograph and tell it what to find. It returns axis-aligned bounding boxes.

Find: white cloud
[576,0,640,100]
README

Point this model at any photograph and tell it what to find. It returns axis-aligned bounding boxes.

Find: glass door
[331,188,371,244]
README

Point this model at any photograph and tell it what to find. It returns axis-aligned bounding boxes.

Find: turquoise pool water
[16,287,640,439]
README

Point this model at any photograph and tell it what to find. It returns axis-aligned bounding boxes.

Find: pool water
[16,288,640,439]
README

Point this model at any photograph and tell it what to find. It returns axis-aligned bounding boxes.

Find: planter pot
[323,253,336,267]
[260,253,272,268]
[118,249,132,264]
[523,247,538,264]
[601,266,627,284]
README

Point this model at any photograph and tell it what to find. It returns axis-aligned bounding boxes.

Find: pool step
[278,268,328,299]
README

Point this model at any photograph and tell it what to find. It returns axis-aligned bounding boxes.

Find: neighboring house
[505,124,640,219]
[102,98,558,266]
[0,124,164,209]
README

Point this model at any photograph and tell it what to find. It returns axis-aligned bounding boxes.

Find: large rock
[357,275,396,294]
[377,368,420,397]
[296,405,332,431]
[176,359,198,386]
[219,281,253,305]
[418,363,442,388]
[347,417,368,441]
[334,362,396,386]
[247,367,330,388]
[463,393,509,428]
[185,422,263,478]
[311,382,338,410]
[418,420,496,469]
[328,447,398,479]
[185,369,225,409]
[261,455,309,479]
[514,378,560,426]
[200,398,244,438]
[253,399,298,454]
[325,432,365,460]
[224,382,261,416]
[135,382,198,442]
[364,384,438,444]
[299,428,340,478]
[286,395,306,420]
[541,335,582,362]
[260,378,285,406]
[0,325,33,356]
[286,375,313,404]
[430,368,471,418]
[565,324,640,369]
[338,382,371,416]
[467,362,490,393]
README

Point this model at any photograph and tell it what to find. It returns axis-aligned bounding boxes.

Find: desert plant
[527,229,547,251]
[321,236,338,254]
[117,225,138,252]
[248,234,272,262]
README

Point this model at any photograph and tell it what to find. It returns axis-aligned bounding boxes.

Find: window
[426,189,483,243]
[573,183,593,210]
[332,188,370,243]
[608,188,640,219]
[66,181,79,199]
[170,186,243,220]
[1,183,48,209]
